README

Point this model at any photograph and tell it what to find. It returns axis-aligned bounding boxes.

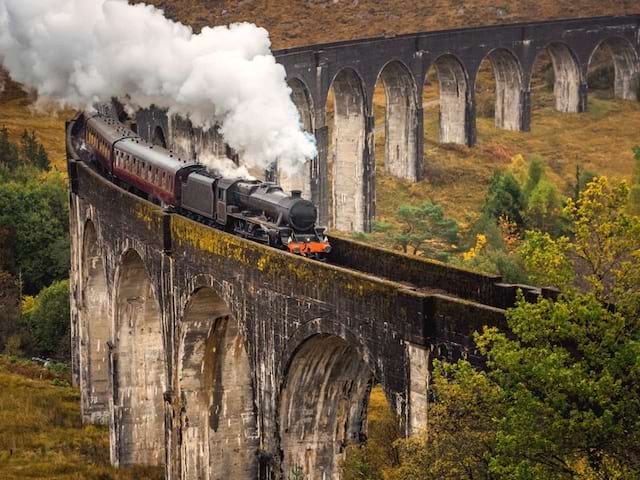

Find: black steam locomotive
[78,112,330,258]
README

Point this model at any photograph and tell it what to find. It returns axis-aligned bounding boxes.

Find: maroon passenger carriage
[84,114,201,205]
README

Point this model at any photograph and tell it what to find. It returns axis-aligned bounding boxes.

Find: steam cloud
[0,0,316,174]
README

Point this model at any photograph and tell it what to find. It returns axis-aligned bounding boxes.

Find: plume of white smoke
[199,153,254,180]
[0,0,316,174]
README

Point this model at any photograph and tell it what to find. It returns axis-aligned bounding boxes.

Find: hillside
[375,90,640,227]
[0,356,162,479]
[143,0,639,49]
[0,73,70,172]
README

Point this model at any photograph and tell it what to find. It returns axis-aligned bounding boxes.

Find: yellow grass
[0,79,73,174]
[374,90,640,228]
[0,356,163,480]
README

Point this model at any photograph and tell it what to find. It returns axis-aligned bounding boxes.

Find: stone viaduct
[70,15,634,480]
[68,117,554,478]
[135,14,640,232]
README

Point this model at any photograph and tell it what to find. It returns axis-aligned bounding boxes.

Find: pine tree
[0,126,18,169]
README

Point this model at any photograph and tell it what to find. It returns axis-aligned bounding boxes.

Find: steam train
[78,112,331,259]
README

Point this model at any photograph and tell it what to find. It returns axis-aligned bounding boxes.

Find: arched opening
[115,250,166,466]
[530,43,581,113]
[280,79,314,199]
[341,384,401,478]
[80,220,110,424]
[279,334,374,479]
[178,288,258,479]
[475,49,523,133]
[327,68,367,232]
[152,125,167,149]
[588,37,639,102]
[374,61,418,181]
[423,55,469,145]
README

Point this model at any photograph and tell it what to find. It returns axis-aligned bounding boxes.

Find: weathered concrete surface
[280,79,315,199]
[77,220,110,424]
[545,43,583,113]
[485,49,524,131]
[114,250,166,466]
[178,289,258,479]
[69,150,545,478]
[378,61,418,180]
[279,335,372,479]
[329,69,367,231]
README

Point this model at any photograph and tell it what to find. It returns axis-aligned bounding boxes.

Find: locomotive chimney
[291,190,302,199]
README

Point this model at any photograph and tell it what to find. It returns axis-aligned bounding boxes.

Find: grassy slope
[0,356,163,479]
[144,0,638,49]
[0,77,70,173]
[375,90,640,228]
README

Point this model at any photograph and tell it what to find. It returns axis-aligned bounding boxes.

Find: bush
[0,173,70,294]
[481,170,525,227]
[23,280,70,361]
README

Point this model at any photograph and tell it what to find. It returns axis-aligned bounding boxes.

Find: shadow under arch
[425,53,470,145]
[326,67,368,232]
[114,249,166,466]
[530,42,582,113]
[279,333,375,480]
[375,60,419,181]
[477,48,524,131]
[280,78,315,200]
[177,287,258,480]
[80,219,110,424]
[588,36,639,102]
[152,125,167,149]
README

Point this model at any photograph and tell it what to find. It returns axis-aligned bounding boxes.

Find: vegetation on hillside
[0,356,163,479]
[343,176,640,479]
[0,118,70,361]
[143,0,638,49]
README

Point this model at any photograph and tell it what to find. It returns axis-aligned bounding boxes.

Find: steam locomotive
[79,112,331,259]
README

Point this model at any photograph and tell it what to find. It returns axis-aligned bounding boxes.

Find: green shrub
[0,173,69,294]
[23,280,70,361]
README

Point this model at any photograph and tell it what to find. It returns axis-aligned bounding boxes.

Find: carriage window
[162,171,166,188]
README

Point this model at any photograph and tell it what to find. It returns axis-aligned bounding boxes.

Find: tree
[387,362,502,480]
[342,386,401,480]
[0,270,19,353]
[482,170,525,228]
[0,126,18,170]
[630,146,640,215]
[19,129,49,170]
[373,202,459,260]
[0,173,70,294]
[389,177,640,479]
[23,279,70,360]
